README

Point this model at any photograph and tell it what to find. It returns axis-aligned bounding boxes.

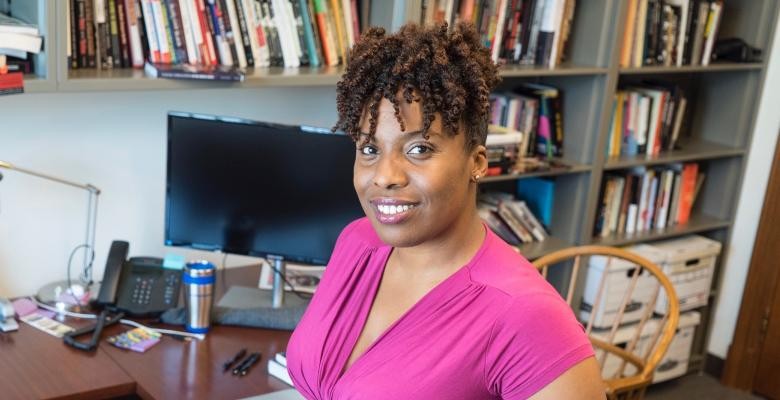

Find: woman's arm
[529,357,606,400]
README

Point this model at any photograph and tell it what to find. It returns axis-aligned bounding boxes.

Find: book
[0,13,40,36]
[275,351,287,367]
[0,31,43,54]
[0,71,24,96]
[268,358,294,386]
[144,60,245,80]
[106,327,162,352]
[517,177,554,229]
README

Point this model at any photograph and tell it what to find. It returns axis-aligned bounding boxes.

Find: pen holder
[183,261,216,333]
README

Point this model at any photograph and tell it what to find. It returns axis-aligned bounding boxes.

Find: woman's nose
[373,153,408,189]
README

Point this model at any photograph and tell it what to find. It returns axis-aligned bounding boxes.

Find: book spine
[69,0,79,68]
[207,0,233,65]
[196,0,218,65]
[239,0,263,66]
[261,0,284,66]
[328,0,347,63]
[272,0,299,68]
[298,0,319,66]
[312,0,337,66]
[85,0,97,67]
[171,0,195,63]
[621,0,638,67]
[116,0,132,66]
[124,0,145,67]
[234,0,256,66]
[224,0,248,67]
[140,0,161,62]
[290,0,310,66]
[77,0,88,68]
[185,0,207,64]
[108,0,123,66]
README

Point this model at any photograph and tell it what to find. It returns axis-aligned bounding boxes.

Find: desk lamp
[0,160,100,310]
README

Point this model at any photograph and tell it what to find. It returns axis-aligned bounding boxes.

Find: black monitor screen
[165,112,364,265]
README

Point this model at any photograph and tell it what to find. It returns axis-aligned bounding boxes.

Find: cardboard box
[592,311,700,383]
[646,235,722,313]
[581,245,667,328]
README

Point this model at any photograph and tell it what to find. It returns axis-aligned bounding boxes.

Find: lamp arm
[0,161,100,194]
[0,160,101,286]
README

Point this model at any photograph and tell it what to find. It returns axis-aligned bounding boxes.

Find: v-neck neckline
[336,227,490,383]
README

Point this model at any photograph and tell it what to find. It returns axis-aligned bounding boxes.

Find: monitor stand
[216,255,310,310]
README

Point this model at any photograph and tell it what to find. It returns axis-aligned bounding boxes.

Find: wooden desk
[0,322,135,399]
[0,265,297,400]
[101,324,292,400]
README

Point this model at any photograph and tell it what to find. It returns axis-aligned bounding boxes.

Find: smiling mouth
[376,204,416,216]
[370,201,419,224]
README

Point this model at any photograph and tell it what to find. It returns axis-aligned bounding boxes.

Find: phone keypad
[163,274,179,305]
[131,277,155,305]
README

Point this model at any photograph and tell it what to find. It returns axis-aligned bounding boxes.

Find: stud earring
[472,174,480,182]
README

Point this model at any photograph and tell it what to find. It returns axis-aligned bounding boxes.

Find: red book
[0,72,24,88]
[677,163,698,224]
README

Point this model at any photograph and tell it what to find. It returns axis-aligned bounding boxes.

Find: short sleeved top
[286,218,594,399]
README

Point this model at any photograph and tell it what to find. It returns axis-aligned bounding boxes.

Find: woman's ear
[470,144,488,181]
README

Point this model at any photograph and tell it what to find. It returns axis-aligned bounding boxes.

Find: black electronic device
[96,240,182,316]
[165,112,364,265]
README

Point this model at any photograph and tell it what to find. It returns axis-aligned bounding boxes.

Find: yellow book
[329,0,348,63]
[612,92,624,157]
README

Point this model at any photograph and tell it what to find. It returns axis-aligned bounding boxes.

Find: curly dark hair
[333,22,501,150]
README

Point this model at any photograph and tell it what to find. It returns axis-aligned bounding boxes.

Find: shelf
[603,141,745,170]
[54,61,608,92]
[22,75,56,93]
[481,163,592,183]
[515,236,572,261]
[589,214,731,247]
[619,62,763,75]
[499,63,608,77]
[58,65,345,92]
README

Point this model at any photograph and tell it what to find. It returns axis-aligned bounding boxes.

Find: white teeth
[378,204,415,215]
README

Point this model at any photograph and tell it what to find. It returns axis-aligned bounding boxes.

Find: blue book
[299,0,321,67]
[517,178,555,229]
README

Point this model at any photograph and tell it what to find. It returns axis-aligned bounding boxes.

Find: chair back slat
[565,255,582,306]
[605,265,642,345]
[584,256,612,335]
[615,281,662,378]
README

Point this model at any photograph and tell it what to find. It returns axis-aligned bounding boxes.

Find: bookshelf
[12,0,780,379]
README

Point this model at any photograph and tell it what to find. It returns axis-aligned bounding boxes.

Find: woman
[286,22,604,399]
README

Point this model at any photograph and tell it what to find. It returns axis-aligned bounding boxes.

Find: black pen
[233,352,261,376]
[223,348,247,373]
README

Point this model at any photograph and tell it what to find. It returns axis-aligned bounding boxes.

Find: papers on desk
[240,389,305,400]
[268,351,293,386]
[259,262,324,294]
[19,313,74,337]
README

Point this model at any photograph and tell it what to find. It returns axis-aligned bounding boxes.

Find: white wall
[0,87,336,297]
[707,23,780,358]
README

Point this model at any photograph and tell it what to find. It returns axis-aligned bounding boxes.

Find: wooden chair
[532,245,680,400]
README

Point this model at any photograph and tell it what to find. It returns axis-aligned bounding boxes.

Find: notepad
[106,327,162,353]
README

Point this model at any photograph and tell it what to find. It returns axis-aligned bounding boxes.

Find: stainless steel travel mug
[183,260,216,333]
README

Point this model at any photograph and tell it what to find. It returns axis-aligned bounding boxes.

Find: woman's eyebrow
[358,129,441,138]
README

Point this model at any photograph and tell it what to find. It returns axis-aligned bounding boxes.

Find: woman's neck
[389,210,486,280]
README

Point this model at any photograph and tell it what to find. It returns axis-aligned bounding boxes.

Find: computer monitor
[165,112,364,306]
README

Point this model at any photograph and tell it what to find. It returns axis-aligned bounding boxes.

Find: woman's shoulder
[468,229,554,300]
[336,217,385,250]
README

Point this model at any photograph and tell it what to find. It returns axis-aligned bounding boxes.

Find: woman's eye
[408,144,433,155]
[359,145,378,155]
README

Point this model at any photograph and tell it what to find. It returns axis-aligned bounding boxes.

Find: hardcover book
[144,61,245,80]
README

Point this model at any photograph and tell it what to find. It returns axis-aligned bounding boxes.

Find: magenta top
[286,218,594,399]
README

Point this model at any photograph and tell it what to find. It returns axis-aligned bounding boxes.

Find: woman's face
[353,96,487,248]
